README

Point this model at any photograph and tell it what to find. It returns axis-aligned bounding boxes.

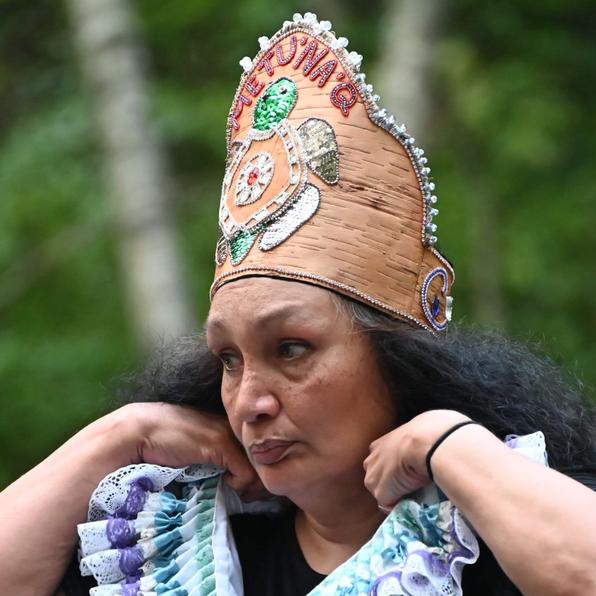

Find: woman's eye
[278,342,309,360]
[219,352,241,371]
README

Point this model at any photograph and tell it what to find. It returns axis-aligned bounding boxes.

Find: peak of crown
[242,14,368,74]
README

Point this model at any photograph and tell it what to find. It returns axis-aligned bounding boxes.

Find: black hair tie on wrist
[425,420,478,483]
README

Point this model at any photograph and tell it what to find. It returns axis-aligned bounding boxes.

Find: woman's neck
[293,480,385,575]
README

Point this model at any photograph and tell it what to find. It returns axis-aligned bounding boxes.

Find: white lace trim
[87,463,221,522]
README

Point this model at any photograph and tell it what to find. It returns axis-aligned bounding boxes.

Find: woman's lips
[249,440,294,465]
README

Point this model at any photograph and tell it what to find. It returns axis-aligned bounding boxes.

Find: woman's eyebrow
[205,316,226,333]
[207,303,316,333]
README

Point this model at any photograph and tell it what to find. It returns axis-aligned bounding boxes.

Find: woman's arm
[364,410,596,596]
[0,402,261,596]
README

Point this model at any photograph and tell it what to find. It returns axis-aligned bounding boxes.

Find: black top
[230,508,326,596]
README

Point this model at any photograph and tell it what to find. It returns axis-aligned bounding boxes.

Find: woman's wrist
[425,420,479,481]
[402,410,473,479]
[90,403,157,467]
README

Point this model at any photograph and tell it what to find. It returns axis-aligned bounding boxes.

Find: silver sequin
[298,118,339,184]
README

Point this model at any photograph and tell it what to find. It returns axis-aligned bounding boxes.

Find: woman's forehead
[207,277,338,329]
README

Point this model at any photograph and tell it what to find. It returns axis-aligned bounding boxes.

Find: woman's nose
[233,366,281,423]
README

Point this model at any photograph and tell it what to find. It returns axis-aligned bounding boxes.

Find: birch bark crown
[211,12,454,333]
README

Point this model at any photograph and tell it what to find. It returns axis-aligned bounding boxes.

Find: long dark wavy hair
[121,294,596,596]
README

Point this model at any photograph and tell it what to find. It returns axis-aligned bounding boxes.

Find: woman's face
[206,278,396,498]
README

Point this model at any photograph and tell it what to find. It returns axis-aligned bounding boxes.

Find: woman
[3,283,596,595]
[2,12,596,596]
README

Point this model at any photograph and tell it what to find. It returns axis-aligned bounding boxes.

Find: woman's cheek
[220,385,237,417]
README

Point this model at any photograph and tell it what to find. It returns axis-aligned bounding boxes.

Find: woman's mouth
[249,439,294,465]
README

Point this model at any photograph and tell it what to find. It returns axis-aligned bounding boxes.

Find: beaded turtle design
[217,76,339,265]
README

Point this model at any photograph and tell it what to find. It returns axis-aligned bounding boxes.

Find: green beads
[230,229,258,264]
[253,77,297,131]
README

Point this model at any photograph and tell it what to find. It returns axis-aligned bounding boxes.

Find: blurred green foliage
[0,0,594,487]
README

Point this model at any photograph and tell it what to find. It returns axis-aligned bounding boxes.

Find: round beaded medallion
[421,267,450,332]
[234,152,275,206]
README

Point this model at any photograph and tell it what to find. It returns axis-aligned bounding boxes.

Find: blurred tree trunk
[376,0,444,145]
[66,0,194,349]
[376,0,503,326]
[312,0,345,26]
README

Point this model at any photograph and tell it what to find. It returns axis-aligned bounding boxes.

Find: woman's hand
[363,410,471,509]
[120,402,267,500]
[0,402,267,596]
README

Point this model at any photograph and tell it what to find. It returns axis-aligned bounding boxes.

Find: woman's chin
[253,456,317,498]
[256,464,302,497]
